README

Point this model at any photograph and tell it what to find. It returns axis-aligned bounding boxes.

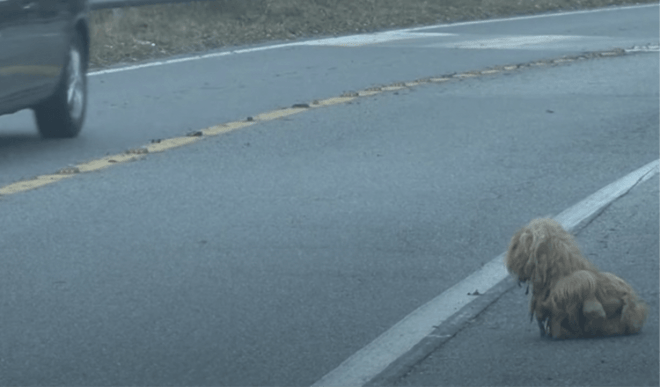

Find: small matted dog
[505,218,648,339]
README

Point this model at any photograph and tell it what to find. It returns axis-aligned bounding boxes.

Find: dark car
[0,0,89,138]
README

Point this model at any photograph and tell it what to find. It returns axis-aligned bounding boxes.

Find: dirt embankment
[90,0,655,69]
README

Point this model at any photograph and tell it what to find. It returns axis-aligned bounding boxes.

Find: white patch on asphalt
[625,44,660,52]
[438,35,584,50]
[295,31,456,47]
[311,159,659,387]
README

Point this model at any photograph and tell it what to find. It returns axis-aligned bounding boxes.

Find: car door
[0,0,31,112]
[0,0,67,113]
[25,0,69,92]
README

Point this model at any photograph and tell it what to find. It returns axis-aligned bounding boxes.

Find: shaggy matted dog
[505,218,648,339]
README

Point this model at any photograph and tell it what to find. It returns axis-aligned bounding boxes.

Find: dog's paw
[583,298,606,320]
[537,318,551,337]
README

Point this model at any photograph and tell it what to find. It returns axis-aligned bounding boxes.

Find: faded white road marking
[441,35,584,50]
[625,44,660,52]
[311,159,659,387]
[295,31,456,47]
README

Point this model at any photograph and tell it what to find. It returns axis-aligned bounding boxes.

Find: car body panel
[0,0,88,116]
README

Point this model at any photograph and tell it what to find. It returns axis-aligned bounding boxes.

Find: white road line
[311,159,659,387]
[89,3,658,77]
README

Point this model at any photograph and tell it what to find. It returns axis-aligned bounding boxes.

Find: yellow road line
[319,96,357,106]
[202,121,256,136]
[0,174,72,196]
[253,106,311,121]
[0,48,627,199]
[146,136,201,153]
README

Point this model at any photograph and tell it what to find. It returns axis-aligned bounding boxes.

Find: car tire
[33,31,87,138]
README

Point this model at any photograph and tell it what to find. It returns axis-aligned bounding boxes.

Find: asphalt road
[0,5,658,386]
[393,174,659,387]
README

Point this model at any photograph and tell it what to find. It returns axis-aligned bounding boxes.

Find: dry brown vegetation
[90,0,655,69]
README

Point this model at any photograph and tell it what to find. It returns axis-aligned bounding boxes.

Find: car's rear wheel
[33,31,87,138]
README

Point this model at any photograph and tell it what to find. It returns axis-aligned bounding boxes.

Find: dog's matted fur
[505,218,648,339]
